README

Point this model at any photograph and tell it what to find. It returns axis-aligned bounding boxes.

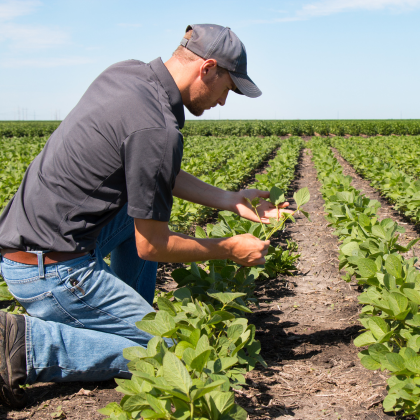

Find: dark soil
[3,145,417,420]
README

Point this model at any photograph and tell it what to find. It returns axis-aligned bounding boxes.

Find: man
[0,24,289,408]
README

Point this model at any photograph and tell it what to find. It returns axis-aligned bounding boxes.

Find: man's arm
[173,170,291,223]
[134,218,269,266]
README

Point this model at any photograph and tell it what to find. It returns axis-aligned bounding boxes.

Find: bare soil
[3,144,419,420]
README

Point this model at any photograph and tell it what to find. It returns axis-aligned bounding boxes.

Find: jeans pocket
[61,258,97,298]
[9,289,85,328]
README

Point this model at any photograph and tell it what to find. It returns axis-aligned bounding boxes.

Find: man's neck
[164,57,199,105]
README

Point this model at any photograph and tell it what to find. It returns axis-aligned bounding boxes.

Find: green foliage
[0,122,306,418]
[0,121,60,138]
[333,136,420,223]
[310,138,420,418]
[180,120,420,138]
[0,136,48,213]
[170,136,283,233]
[100,270,266,419]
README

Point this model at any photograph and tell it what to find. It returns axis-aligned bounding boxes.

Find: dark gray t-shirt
[0,58,185,253]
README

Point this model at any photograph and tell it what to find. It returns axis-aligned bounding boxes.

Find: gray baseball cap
[180,24,262,98]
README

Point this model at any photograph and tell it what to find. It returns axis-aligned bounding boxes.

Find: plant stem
[190,402,194,420]
[252,203,267,239]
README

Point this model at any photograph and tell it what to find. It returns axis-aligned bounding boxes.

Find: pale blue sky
[0,0,419,121]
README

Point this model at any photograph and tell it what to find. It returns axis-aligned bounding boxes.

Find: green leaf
[191,262,201,279]
[385,254,403,279]
[211,310,236,322]
[209,391,235,414]
[293,187,310,208]
[269,186,285,206]
[173,287,192,302]
[387,292,408,316]
[145,394,168,415]
[354,331,376,347]
[227,324,245,342]
[123,346,148,361]
[98,402,125,416]
[355,258,378,278]
[300,210,311,221]
[206,291,246,305]
[162,351,192,397]
[121,394,149,413]
[225,301,252,313]
[157,297,177,316]
[191,349,212,373]
[175,341,194,358]
[136,310,176,337]
[372,225,386,240]
[195,226,207,239]
[403,288,420,305]
[368,317,389,339]
[214,356,239,373]
[220,404,248,420]
[360,356,381,370]
[405,356,420,374]
[190,380,226,401]
[385,353,406,372]
[383,394,398,412]
[341,241,360,256]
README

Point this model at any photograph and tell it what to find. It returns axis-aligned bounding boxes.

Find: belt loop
[26,250,46,279]
[37,252,45,279]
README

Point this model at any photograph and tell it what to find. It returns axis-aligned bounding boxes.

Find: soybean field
[3,121,420,420]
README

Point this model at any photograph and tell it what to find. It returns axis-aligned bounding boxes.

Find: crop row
[2,120,420,139]
[333,137,420,224]
[333,136,420,178]
[182,136,259,177]
[100,141,308,420]
[182,120,420,137]
[310,138,420,418]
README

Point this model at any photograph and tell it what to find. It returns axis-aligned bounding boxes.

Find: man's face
[186,70,236,117]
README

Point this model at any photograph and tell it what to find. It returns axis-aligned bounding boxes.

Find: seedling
[246,186,311,241]
[269,186,286,221]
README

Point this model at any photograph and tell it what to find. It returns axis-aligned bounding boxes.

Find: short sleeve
[120,128,183,221]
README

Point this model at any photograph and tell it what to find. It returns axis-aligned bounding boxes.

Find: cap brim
[229,72,262,98]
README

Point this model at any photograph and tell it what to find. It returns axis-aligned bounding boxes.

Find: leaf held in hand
[269,186,285,206]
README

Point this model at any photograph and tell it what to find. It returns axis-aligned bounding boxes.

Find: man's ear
[200,59,218,78]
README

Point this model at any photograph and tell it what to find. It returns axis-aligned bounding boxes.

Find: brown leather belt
[1,249,88,265]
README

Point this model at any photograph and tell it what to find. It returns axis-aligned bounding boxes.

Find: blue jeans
[0,204,158,384]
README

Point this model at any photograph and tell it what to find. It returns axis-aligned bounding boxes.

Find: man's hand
[225,234,270,266]
[233,189,293,224]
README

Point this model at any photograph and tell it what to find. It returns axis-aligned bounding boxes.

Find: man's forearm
[137,229,230,263]
[173,170,236,211]
[134,218,269,266]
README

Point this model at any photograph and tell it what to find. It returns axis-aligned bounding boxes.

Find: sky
[0,0,419,121]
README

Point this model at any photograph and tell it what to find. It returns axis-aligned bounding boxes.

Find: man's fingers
[278,201,290,208]
[242,256,266,266]
[257,190,270,198]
